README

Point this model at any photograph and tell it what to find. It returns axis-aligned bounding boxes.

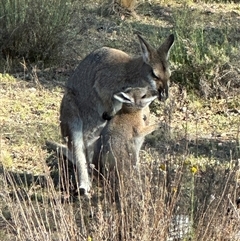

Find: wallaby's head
[137,34,174,101]
[113,87,158,111]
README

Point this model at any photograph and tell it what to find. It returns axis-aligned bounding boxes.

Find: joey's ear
[137,34,155,64]
[158,34,174,60]
[142,95,158,107]
[113,92,132,104]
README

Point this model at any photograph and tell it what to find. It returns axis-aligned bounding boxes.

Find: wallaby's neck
[127,56,146,72]
[126,56,152,82]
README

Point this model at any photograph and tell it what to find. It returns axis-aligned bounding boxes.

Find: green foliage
[0,0,75,64]
[171,6,237,93]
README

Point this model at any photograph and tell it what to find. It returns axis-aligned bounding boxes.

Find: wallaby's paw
[102,112,112,120]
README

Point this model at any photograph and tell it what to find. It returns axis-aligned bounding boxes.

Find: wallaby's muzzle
[158,85,168,101]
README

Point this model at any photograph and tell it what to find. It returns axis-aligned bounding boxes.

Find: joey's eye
[151,69,159,79]
[142,94,146,99]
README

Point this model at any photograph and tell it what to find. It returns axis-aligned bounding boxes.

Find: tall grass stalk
[1,140,240,240]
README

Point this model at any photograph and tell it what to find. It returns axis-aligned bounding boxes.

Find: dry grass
[1,72,239,240]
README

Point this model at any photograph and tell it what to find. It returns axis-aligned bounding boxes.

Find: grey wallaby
[92,87,159,198]
[59,34,174,195]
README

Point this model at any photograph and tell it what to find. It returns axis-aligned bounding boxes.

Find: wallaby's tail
[45,140,58,149]
[45,140,74,162]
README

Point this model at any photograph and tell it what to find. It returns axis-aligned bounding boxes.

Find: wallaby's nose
[158,87,168,101]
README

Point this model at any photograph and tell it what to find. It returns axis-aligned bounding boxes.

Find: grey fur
[59,34,174,194]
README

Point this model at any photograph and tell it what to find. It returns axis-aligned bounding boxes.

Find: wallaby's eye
[151,69,159,80]
[142,94,146,99]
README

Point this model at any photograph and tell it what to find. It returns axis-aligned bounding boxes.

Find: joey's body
[59,35,174,195]
[92,87,159,194]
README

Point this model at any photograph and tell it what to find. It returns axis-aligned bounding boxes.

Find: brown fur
[92,86,159,203]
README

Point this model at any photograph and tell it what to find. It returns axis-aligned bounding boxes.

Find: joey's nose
[150,89,158,97]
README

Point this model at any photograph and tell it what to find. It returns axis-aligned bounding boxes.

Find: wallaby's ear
[158,34,174,60]
[137,34,155,64]
[113,92,133,104]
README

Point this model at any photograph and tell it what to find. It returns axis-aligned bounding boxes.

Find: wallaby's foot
[79,188,86,196]
[72,187,91,198]
[102,111,112,120]
[79,188,91,198]
[79,182,91,198]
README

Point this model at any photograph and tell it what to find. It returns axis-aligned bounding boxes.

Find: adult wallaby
[92,86,159,182]
[60,34,174,195]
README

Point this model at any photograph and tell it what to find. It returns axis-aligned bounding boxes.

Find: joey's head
[113,87,158,112]
[137,34,174,101]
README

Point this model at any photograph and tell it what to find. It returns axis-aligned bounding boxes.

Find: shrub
[171,6,238,96]
[0,0,75,66]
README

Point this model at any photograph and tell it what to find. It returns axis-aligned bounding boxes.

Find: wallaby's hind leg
[66,119,91,196]
[60,93,91,196]
[45,137,91,195]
